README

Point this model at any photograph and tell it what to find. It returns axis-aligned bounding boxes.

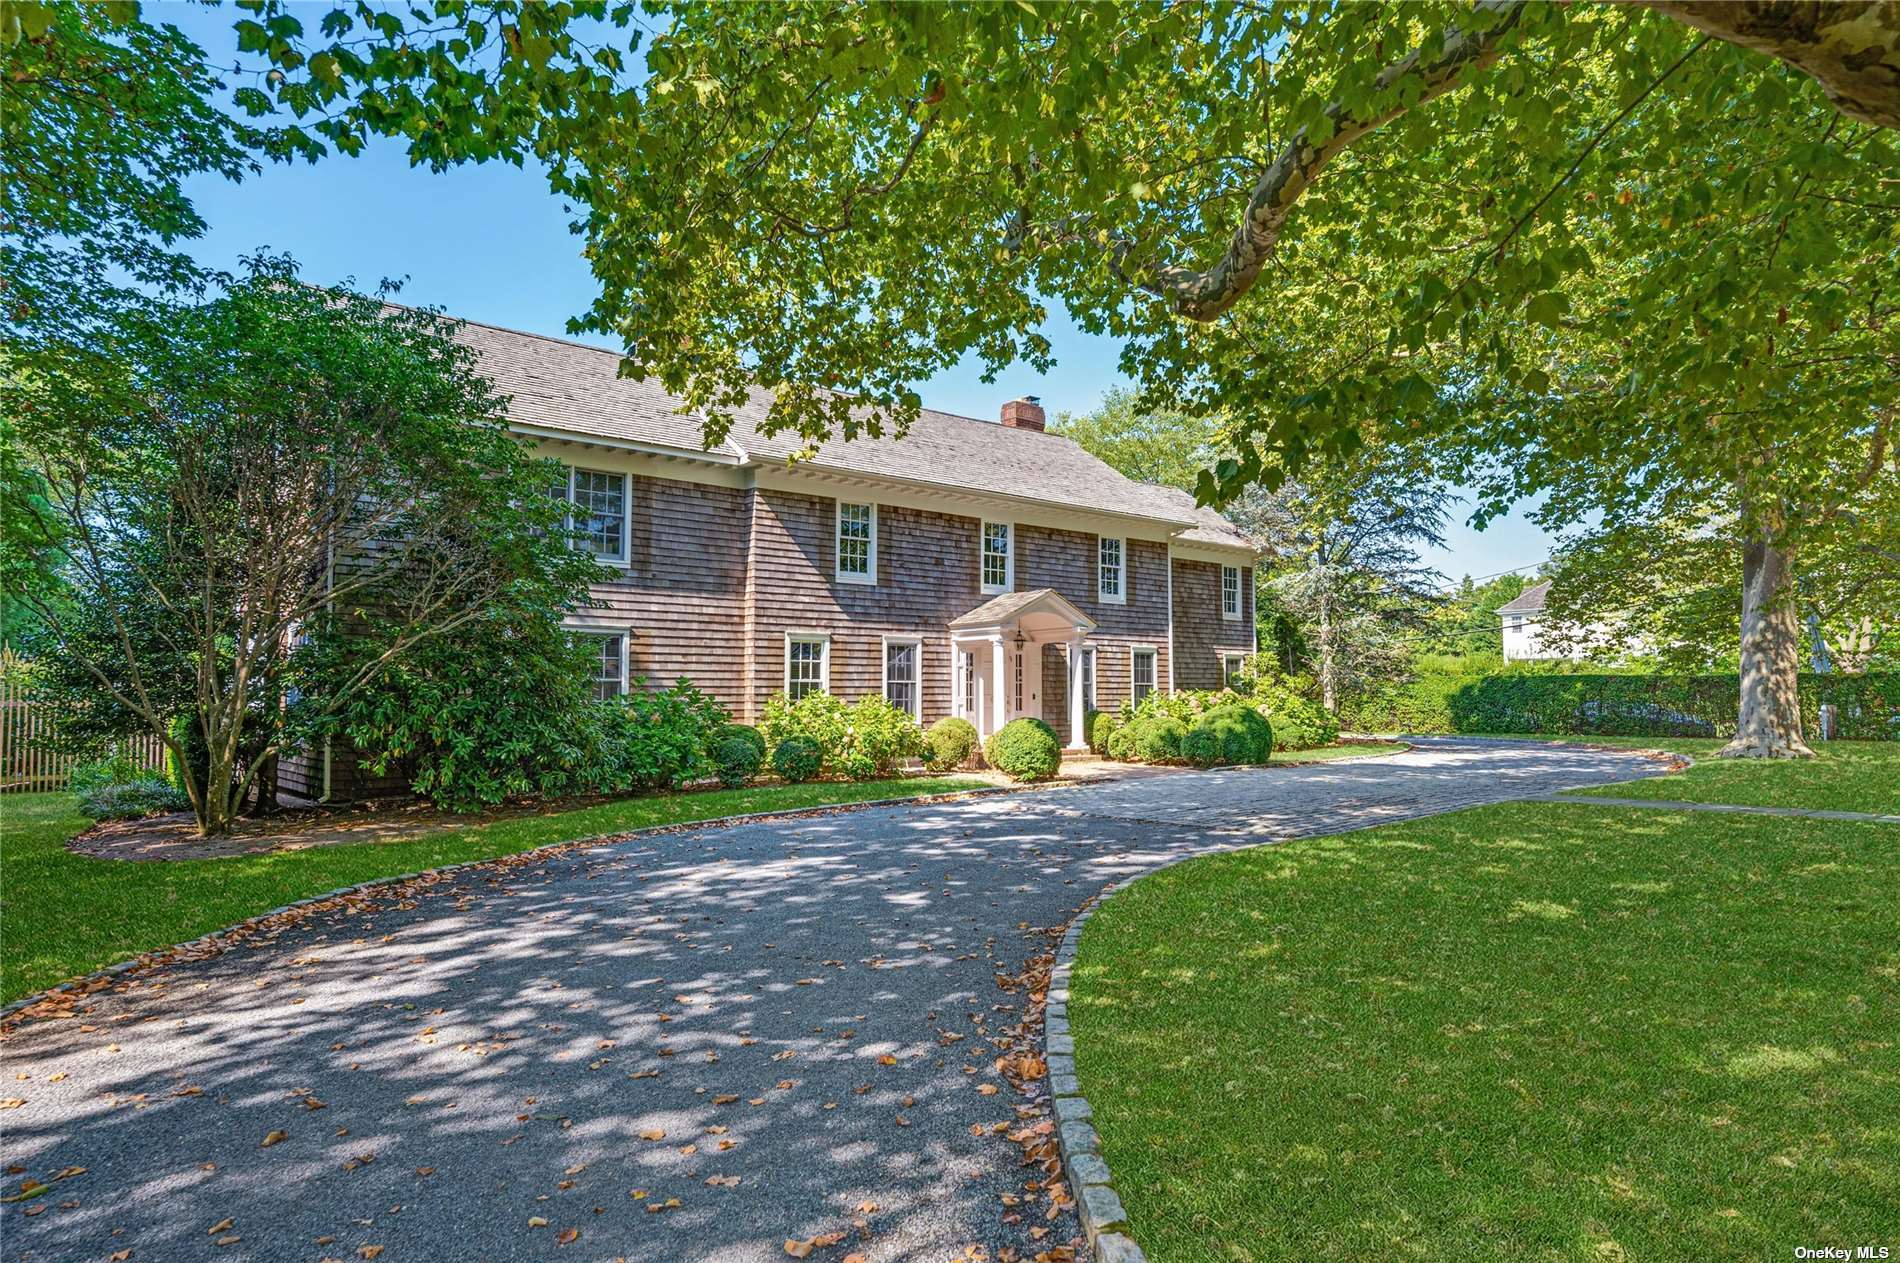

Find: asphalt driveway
[0,739,1661,1263]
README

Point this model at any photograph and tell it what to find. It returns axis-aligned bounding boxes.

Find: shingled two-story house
[286,316,1257,799]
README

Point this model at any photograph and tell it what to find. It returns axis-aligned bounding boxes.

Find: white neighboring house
[1499,581,1562,661]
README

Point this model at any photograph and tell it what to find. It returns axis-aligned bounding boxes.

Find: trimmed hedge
[712,731,764,788]
[985,717,1062,782]
[1182,706,1273,768]
[1132,717,1188,763]
[1342,671,1899,740]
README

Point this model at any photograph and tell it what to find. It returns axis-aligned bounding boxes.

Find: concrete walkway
[0,739,1663,1263]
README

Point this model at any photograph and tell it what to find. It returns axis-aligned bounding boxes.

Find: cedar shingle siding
[286,313,1258,801]
[1170,558,1255,690]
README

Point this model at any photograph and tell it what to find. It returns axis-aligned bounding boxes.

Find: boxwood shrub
[1132,717,1187,763]
[924,716,980,772]
[1089,712,1122,757]
[770,736,824,783]
[712,731,764,787]
[984,717,1062,782]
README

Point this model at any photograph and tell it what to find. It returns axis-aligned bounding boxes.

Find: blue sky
[162,5,1554,587]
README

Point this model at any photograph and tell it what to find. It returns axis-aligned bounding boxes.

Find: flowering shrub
[760,691,924,780]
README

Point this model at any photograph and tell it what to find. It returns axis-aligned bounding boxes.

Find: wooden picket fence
[0,651,167,793]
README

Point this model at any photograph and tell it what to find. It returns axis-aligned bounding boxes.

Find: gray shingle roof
[948,588,1096,631]
[1497,581,1550,615]
[446,315,1257,549]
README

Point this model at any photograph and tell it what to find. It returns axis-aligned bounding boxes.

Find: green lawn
[1555,738,1899,814]
[0,776,984,1005]
[1074,801,1900,1262]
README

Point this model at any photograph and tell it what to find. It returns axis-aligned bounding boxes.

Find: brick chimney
[1000,395,1046,431]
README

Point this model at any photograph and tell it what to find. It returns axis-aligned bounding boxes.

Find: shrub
[1105,722,1139,761]
[712,731,764,788]
[1183,706,1272,767]
[761,691,851,766]
[79,778,190,821]
[69,751,143,793]
[771,736,824,783]
[1242,671,1339,749]
[719,724,767,764]
[1089,712,1121,756]
[1132,717,1187,763]
[601,679,731,791]
[984,717,1062,782]
[847,695,926,778]
[925,716,980,772]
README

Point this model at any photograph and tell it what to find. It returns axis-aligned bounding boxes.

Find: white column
[990,636,1008,735]
[1068,635,1086,750]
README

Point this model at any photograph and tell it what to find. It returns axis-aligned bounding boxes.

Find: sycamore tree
[2,259,598,834]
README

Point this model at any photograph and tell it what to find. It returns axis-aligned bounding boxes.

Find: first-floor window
[1221,565,1242,620]
[1222,652,1247,689]
[1080,646,1096,709]
[1013,643,1025,712]
[584,632,627,701]
[1132,647,1158,704]
[787,634,829,700]
[884,639,921,719]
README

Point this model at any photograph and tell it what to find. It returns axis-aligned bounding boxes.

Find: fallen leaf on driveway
[639,1129,665,1141]
[261,1131,287,1147]
[784,1242,814,1259]
[528,1217,548,1228]
[358,1248,383,1261]
[556,1228,580,1245]
[208,1218,234,1235]
[713,1094,738,1104]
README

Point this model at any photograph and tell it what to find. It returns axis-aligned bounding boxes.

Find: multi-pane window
[1132,648,1158,704]
[884,639,920,719]
[551,467,629,563]
[981,521,1012,592]
[1013,643,1025,712]
[837,502,875,583]
[585,633,626,701]
[1222,653,1247,689]
[1080,646,1096,709]
[787,635,829,700]
[1221,565,1241,620]
[1098,537,1124,603]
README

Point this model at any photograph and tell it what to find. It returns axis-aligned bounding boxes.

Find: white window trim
[1221,564,1242,621]
[881,635,923,720]
[569,626,630,698]
[561,465,632,569]
[1130,644,1160,700]
[1097,536,1126,605]
[979,519,1014,595]
[835,500,878,585]
[784,630,832,697]
[1080,644,1098,710]
[1221,651,1248,687]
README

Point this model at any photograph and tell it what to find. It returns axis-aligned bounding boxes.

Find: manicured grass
[1073,802,1900,1262]
[0,776,984,1005]
[1538,737,1898,814]
[1276,740,1409,763]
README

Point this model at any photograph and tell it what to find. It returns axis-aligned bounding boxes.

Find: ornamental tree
[2,258,599,834]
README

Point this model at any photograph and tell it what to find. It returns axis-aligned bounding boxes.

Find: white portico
[947,588,1096,751]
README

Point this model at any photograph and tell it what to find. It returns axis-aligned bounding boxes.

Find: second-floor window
[552,466,629,564]
[981,521,1013,593]
[836,502,876,583]
[1098,537,1124,604]
[1222,565,1241,620]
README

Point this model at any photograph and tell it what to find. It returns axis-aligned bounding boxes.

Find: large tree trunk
[1720,532,1814,758]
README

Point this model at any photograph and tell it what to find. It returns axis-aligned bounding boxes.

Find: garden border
[0,778,1055,1026]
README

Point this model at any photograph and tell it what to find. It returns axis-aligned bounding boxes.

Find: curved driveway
[0,739,1660,1263]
